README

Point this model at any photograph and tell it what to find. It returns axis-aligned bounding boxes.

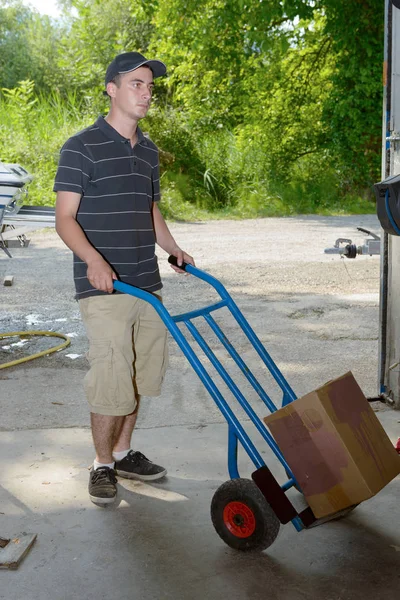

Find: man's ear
[106,82,116,98]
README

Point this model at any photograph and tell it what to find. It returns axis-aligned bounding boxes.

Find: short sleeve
[53,136,93,195]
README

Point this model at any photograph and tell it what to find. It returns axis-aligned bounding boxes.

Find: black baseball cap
[105,52,167,87]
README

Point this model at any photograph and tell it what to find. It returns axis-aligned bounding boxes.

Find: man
[54,52,194,505]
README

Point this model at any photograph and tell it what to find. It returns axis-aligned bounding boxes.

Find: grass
[0,83,377,221]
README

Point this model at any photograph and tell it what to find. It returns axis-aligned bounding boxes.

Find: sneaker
[88,466,117,505]
[115,450,167,481]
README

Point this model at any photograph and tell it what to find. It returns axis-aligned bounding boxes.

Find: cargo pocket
[136,324,169,396]
[83,341,116,411]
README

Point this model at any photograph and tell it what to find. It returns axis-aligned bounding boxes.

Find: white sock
[93,460,115,471]
[113,449,130,461]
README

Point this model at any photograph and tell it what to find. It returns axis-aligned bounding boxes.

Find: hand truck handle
[168,255,190,271]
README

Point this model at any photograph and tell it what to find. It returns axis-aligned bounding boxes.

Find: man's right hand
[87,257,117,293]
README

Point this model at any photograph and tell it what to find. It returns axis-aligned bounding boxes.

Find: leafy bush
[0,80,91,206]
[0,79,376,219]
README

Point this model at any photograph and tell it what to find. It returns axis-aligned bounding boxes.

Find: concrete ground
[1,215,400,599]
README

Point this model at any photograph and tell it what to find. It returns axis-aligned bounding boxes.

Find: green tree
[0,0,61,91]
[0,0,385,214]
[152,0,384,200]
[0,0,35,88]
[321,0,384,189]
[52,0,157,97]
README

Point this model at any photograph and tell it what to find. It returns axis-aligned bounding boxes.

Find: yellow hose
[0,331,71,369]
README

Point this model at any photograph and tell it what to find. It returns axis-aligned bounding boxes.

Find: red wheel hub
[223,501,256,538]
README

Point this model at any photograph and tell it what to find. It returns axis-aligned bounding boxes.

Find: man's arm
[152,202,194,272]
[55,191,117,293]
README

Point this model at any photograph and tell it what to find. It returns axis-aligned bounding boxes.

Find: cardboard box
[264,372,400,518]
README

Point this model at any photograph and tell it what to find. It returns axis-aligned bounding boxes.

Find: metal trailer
[114,256,356,552]
[379,0,400,409]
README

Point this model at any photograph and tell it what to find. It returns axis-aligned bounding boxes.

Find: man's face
[107,66,154,120]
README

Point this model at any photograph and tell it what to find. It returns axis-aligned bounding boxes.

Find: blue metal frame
[114,264,304,532]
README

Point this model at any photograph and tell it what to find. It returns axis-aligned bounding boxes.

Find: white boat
[0,161,54,257]
[0,160,32,209]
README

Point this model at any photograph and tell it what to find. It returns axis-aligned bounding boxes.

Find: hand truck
[114,256,356,552]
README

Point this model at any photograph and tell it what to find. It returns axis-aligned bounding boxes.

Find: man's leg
[91,413,125,463]
[112,402,140,454]
[80,295,140,504]
[87,413,125,505]
[113,297,169,481]
[112,397,167,481]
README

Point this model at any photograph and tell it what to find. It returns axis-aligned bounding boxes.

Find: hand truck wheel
[210,478,280,552]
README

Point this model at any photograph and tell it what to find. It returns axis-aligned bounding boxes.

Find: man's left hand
[169,247,195,273]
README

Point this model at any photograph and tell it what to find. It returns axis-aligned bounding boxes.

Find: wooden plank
[3,275,14,286]
[0,534,37,569]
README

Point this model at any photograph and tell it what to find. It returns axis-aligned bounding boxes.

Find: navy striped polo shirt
[53,116,162,299]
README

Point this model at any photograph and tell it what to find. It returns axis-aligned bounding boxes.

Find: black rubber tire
[210,478,280,552]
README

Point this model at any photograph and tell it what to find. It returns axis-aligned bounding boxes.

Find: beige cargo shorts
[79,293,168,416]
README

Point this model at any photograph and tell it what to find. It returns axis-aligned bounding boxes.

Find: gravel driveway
[0,214,385,431]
